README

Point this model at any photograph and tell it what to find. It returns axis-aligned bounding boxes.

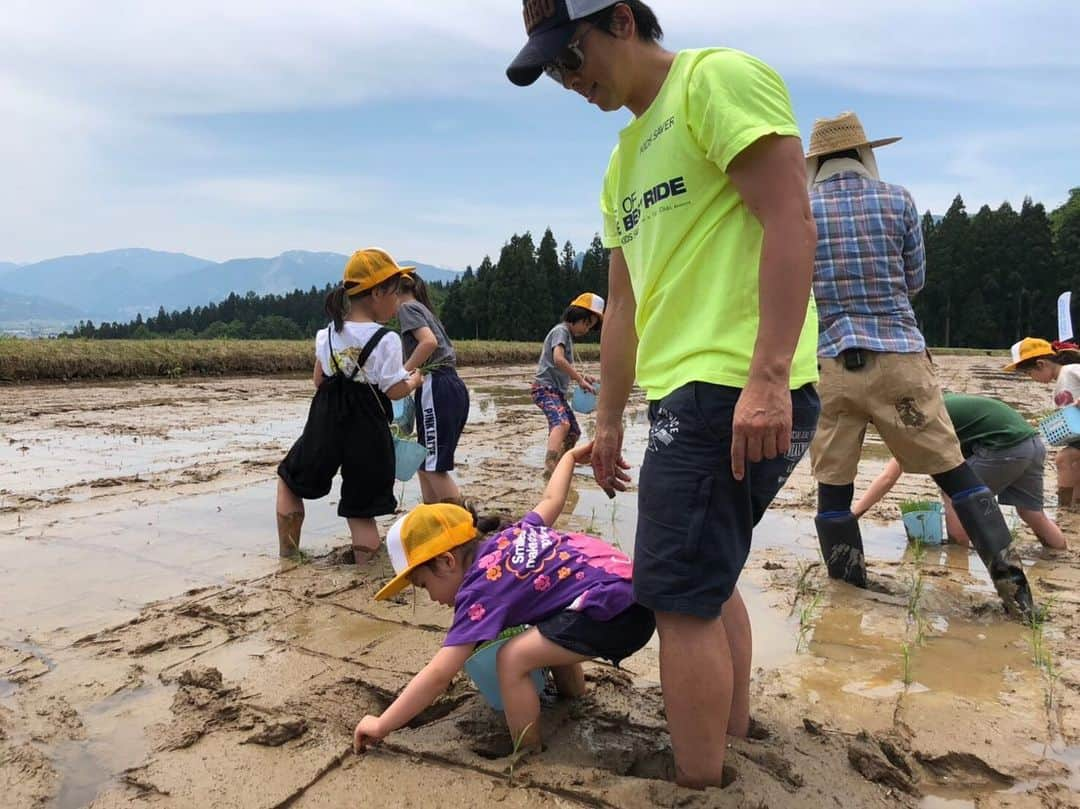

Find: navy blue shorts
[536,603,655,666]
[634,382,820,618]
[414,368,470,473]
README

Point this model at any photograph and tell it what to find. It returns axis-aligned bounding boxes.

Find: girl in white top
[276,249,422,564]
[1005,337,1080,508]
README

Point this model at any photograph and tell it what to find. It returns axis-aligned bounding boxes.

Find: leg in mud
[276,478,304,558]
[1055,446,1080,511]
[945,482,1035,620]
[346,517,381,566]
[655,610,733,788]
[418,470,462,505]
[496,629,589,753]
[721,587,752,739]
[550,662,586,698]
[545,422,570,476]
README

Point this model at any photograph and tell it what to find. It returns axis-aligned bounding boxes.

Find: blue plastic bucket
[392,397,416,436]
[1038,406,1080,446]
[572,381,600,414]
[393,437,428,482]
[464,626,547,710]
[901,503,945,545]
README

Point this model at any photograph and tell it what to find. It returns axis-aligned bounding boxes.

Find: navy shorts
[536,603,655,666]
[415,368,470,473]
[635,382,820,618]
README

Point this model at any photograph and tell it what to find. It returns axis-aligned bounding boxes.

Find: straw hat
[805,111,901,159]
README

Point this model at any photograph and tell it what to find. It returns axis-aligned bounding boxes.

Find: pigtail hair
[324,285,350,332]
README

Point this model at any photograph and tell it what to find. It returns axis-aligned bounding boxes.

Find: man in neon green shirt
[508,0,820,788]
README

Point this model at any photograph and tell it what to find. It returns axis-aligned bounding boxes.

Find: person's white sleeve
[373,332,409,392]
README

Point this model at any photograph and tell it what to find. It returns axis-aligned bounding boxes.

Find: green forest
[66,188,1080,349]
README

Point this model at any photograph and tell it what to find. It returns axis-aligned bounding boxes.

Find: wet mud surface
[1,358,1079,808]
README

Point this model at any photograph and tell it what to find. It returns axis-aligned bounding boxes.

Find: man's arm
[902,192,926,296]
[592,247,637,496]
[726,134,817,480]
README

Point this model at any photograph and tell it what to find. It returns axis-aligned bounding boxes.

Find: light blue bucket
[901,503,945,545]
[572,381,600,414]
[393,437,428,482]
[464,626,547,710]
[392,397,416,436]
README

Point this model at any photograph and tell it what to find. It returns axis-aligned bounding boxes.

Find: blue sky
[2,1,1078,269]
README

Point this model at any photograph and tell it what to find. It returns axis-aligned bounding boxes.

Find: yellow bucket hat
[1003,337,1056,372]
[375,504,477,600]
[343,248,414,296]
[569,292,605,320]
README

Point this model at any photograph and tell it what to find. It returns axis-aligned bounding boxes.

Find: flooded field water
[1,357,1078,808]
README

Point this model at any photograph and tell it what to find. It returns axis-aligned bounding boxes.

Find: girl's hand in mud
[353,715,385,753]
[592,419,631,497]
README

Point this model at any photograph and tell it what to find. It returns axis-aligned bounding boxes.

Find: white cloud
[1,1,1076,264]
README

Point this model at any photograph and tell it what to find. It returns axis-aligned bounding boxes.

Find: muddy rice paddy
[1,356,1078,808]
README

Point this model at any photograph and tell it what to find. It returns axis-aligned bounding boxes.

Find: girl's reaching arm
[852,458,903,518]
[312,359,324,389]
[354,643,473,752]
[403,326,439,372]
[533,442,596,526]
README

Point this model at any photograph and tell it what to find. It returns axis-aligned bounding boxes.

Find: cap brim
[506,24,576,87]
[375,570,413,601]
[1002,349,1054,372]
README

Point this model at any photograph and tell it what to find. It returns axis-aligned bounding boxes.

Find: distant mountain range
[0,249,462,329]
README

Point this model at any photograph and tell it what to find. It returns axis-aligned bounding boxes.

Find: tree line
[66,188,1080,348]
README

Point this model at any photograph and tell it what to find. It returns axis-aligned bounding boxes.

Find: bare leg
[496,629,589,751]
[276,478,304,557]
[550,662,586,698]
[721,587,752,739]
[1017,508,1067,549]
[346,517,380,565]
[655,610,731,789]
[418,470,462,504]
[545,423,570,475]
[943,498,971,546]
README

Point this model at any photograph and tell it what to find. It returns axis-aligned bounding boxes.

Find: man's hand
[592,418,631,497]
[731,378,792,481]
[353,715,386,754]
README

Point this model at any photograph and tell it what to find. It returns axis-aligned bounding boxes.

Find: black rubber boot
[950,488,1035,621]
[814,512,867,588]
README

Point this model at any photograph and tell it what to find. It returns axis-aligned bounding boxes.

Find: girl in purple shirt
[354,442,654,756]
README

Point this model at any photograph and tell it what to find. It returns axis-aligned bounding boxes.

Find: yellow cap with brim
[1003,337,1055,372]
[375,504,477,600]
[569,292,605,320]
[343,248,415,296]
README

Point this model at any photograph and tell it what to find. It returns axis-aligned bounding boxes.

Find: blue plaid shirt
[810,170,926,358]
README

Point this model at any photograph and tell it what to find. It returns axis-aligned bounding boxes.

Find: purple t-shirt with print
[443,512,636,648]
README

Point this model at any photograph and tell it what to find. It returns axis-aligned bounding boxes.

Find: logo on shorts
[648,407,680,453]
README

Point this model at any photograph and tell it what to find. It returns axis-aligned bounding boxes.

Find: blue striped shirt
[810,171,926,358]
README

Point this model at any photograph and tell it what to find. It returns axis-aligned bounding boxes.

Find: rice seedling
[796,592,823,653]
[507,721,535,785]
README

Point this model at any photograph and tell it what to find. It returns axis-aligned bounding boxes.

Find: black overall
[277,327,396,519]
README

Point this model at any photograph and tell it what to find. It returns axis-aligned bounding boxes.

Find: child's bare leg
[545,423,570,475]
[418,470,461,504]
[496,629,589,751]
[276,478,304,557]
[346,517,380,564]
[551,662,586,698]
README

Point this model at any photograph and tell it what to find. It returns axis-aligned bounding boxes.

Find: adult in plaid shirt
[807,112,1034,620]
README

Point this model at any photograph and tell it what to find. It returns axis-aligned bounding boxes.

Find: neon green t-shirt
[600,48,819,400]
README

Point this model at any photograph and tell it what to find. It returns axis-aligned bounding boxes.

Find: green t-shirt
[943,393,1037,455]
[600,48,819,400]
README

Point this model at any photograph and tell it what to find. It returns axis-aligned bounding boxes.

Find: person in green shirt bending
[508,0,820,789]
[854,393,1066,549]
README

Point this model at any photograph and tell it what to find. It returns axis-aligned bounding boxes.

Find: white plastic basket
[1038,406,1080,446]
